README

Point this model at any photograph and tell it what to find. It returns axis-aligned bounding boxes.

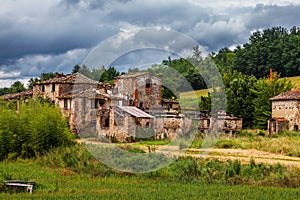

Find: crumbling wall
[272,100,299,131]
[155,117,192,140]
[114,73,162,109]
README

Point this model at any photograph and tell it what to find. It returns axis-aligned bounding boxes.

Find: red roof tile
[1,90,33,100]
[270,89,300,101]
[34,73,99,85]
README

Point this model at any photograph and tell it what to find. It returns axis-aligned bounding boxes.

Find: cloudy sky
[0,0,300,87]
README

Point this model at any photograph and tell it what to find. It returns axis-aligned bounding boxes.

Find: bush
[257,131,266,136]
[216,139,241,149]
[238,130,254,137]
[0,99,75,160]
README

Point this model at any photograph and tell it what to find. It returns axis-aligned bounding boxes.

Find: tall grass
[1,154,300,199]
[189,130,300,157]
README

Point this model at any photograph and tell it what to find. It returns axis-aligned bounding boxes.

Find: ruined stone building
[113,72,162,110]
[1,71,243,142]
[268,89,300,134]
[192,110,242,136]
[29,72,185,141]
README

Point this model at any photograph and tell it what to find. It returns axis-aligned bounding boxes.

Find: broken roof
[270,89,300,101]
[117,72,150,79]
[1,90,33,100]
[269,117,289,121]
[161,99,179,104]
[58,88,124,100]
[34,73,99,85]
[116,106,154,118]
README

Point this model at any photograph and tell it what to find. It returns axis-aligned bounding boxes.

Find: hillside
[180,75,300,99]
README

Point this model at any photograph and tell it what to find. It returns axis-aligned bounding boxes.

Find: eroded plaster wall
[272,100,300,130]
[114,74,162,110]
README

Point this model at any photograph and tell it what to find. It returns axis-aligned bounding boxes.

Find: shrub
[238,130,254,137]
[257,131,266,136]
[216,139,241,149]
[0,99,75,160]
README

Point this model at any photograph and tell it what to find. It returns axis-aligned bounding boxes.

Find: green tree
[8,81,26,94]
[212,47,236,73]
[40,72,59,81]
[252,73,294,129]
[223,71,257,128]
[72,65,81,74]
[27,77,39,89]
[0,87,10,95]
[198,92,211,111]
[100,66,120,83]
[233,26,300,78]
[128,67,140,73]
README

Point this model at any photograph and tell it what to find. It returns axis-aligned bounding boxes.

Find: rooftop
[117,106,154,118]
[117,72,150,79]
[58,88,123,100]
[1,90,33,100]
[270,89,300,101]
[34,73,99,85]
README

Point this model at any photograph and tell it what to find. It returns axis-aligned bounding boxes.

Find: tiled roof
[161,99,179,103]
[117,72,150,79]
[117,106,154,118]
[270,117,289,121]
[270,89,300,101]
[1,90,33,100]
[34,73,99,85]
[58,88,124,100]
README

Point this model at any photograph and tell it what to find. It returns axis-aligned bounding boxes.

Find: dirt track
[81,139,300,168]
[156,146,300,168]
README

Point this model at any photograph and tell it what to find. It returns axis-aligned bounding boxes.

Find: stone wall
[114,73,162,110]
[272,100,300,131]
[154,117,192,140]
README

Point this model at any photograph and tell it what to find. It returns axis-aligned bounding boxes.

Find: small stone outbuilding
[268,89,300,134]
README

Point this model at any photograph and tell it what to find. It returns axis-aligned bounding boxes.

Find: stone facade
[195,111,242,135]
[268,89,300,134]
[113,72,162,110]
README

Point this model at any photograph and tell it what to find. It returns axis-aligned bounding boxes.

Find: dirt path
[155,146,300,168]
[80,139,300,168]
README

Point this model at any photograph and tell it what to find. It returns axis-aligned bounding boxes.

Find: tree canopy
[233,26,300,78]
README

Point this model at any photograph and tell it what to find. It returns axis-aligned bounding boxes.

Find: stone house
[2,71,243,141]
[268,89,300,134]
[194,110,242,136]
[30,72,183,142]
[32,73,113,133]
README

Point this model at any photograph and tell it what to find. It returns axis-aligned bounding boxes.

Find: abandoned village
[1,71,298,141]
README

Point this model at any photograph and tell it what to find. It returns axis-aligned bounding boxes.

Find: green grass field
[180,76,300,99]
[287,76,300,88]
[0,161,299,199]
[180,88,211,99]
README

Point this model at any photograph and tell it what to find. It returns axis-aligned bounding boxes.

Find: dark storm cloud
[246,4,300,30]
[0,0,300,87]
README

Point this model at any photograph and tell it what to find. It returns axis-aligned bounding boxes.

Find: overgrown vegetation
[0,99,75,160]
[1,143,300,198]
[1,160,300,199]
[188,130,300,157]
